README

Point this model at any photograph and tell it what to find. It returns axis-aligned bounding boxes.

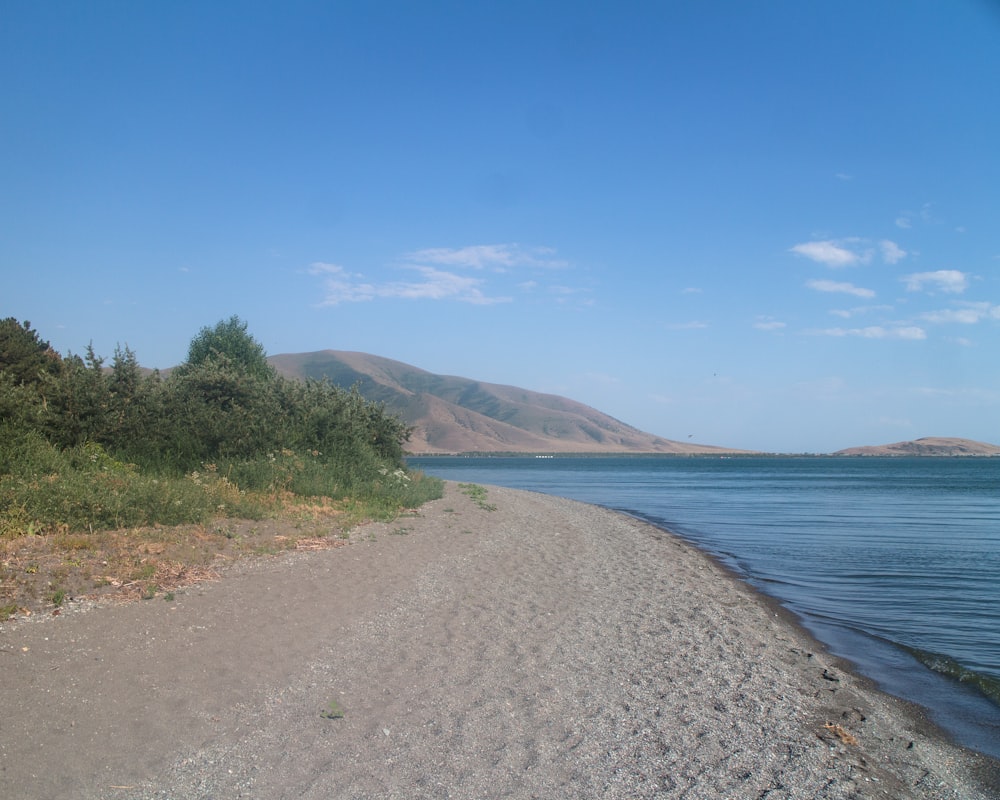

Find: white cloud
[308,262,377,303]
[406,244,567,271]
[309,244,572,306]
[753,316,786,331]
[811,325,926,340]
[791,237,908,268]
[309,262,350,276]
[790,240,865,267]
[879,240,907,264]
[681,287,703,294]
[887,326,928,340]
[387,267,508,304]
[829,304,894,319]
[665,321,709,330]
[921,308,982,324]
[310,261,510,306]
[921,302,1000,324]
[895,216,912,229]
[807,279,876,299]
[901,270,969,294]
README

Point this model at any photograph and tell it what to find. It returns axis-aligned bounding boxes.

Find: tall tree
[181,316,273,380]
[0,318,61,385]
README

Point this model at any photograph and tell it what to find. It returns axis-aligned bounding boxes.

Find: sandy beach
[1,482,997,799]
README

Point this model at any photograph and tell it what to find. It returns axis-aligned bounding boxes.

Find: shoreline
[2,482,997,799]
[617,506,1000,764]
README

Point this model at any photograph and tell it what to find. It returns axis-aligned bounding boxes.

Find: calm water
[408,455,1000,759]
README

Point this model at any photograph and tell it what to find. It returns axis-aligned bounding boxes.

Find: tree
[180,316,273,380]
[0,318,61,385]
[163,353,283,465]
[40,344,110,448]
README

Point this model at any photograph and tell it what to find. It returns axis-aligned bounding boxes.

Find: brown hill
[269,350,744,455]
[834,437,1000,457]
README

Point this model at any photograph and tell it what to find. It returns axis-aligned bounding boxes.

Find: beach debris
[821,722,859,746]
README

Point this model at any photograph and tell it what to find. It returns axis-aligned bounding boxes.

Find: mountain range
[265,350,998,457]
[268,350,742,455]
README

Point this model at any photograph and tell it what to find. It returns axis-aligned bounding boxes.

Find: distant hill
[834,437,1000,457]
[269,350,746,455]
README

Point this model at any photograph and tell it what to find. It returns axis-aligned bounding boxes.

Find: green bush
[0,317,439,536]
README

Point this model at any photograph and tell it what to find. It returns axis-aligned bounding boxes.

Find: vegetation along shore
[0,316,441,618]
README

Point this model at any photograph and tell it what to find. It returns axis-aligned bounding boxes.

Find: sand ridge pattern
[1,483,996,799]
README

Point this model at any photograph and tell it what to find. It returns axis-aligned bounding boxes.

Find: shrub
[0,316,436,536]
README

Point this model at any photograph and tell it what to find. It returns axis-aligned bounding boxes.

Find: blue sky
[3,1,999,453]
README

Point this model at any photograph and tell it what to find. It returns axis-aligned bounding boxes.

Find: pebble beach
[1,482,997,799]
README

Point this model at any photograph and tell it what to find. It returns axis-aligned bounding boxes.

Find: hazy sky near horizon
[3,1,999,453]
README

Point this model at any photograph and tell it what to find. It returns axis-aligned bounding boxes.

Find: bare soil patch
[0,503,355,619]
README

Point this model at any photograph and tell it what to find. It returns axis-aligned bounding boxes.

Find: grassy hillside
[269,350,747,454]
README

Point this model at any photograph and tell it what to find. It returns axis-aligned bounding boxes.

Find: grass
[321,699,346,719]
[458,483,497,511]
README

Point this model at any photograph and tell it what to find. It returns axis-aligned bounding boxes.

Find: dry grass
[821,722,860,746]
[0,503,354,621]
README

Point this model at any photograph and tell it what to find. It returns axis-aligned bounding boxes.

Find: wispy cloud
[829,304,894,319]
[879,240,907,264]
[753,316,786,331]
[790,237,906,268]
[920,302,1000,324]
[810,326,926,340]
[665,321,709,330]
[308,263,377,303]
[790,240,865,267]
[405,244,567,271]
[309,261,510,306]
[309,243,575,306]
[807,279,876,299]
[549,285,595,306]
[895,203,937,231]
[901,270,969,294]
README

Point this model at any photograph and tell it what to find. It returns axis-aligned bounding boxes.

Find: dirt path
[1,483,996,799]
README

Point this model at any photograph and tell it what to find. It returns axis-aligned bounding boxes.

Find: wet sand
[1,482,997,799]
